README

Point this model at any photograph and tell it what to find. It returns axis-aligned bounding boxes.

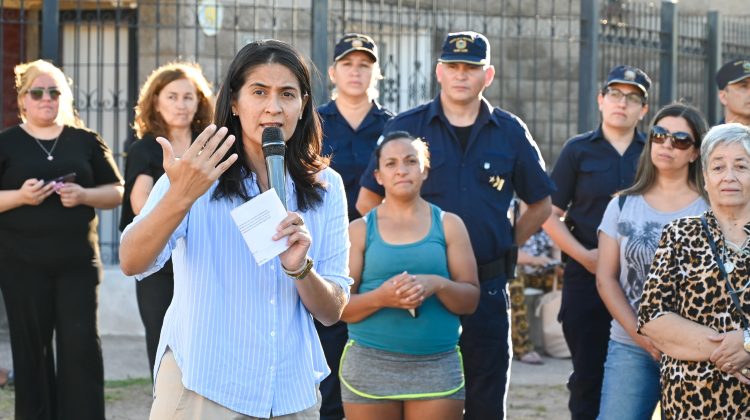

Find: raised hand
[157,124,238,203]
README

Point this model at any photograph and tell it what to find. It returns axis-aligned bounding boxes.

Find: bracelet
[283,257,314,280]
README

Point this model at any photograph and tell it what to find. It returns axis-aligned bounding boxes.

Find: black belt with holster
[478,245,518,282]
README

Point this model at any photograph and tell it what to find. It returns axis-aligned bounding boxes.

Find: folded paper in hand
[230,188,289,265]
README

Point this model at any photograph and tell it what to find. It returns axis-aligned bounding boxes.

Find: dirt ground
[0,375,568,419]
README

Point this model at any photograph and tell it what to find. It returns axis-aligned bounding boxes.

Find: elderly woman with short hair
[638,123,750,418]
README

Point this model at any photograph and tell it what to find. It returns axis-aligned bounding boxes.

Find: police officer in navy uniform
[542,65,650,420]
[356,31,554,420]
[715,58,750,126]
[316,33,393,420]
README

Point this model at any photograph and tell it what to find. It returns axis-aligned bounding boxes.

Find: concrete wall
[99,266,146,336]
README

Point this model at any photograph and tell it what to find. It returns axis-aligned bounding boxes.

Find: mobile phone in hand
[45,172,76,186]
[45,172,76,193]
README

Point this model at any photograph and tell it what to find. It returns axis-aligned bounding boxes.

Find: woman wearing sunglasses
[638,123,750,418]
[0,59,123,419]
[595,103,709,419]
[119,62,213,379]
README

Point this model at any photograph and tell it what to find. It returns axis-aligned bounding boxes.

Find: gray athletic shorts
[339,340,465,403]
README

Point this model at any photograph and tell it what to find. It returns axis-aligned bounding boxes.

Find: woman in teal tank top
[340,131,479,420]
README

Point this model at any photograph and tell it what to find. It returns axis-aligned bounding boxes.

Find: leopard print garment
[638,211,750,419]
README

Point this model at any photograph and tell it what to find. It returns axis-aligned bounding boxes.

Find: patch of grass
[104,377,151,403]
[0,388,13,414]
[105,377,151,389]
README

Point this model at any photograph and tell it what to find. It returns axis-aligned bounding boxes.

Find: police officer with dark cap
[316,33,393,420]
[715,58,750,126]
[543,65,650,420]
[356,31,554,419]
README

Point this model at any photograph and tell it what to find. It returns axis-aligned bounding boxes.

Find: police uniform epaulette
[391,101,432,120]
[316,102,337,115]
[561,129,600,147]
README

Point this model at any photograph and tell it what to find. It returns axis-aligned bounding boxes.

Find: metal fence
[1,0,749,264]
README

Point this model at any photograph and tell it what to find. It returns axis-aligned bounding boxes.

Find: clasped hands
[708,330,750,385]
[376,271,438,310]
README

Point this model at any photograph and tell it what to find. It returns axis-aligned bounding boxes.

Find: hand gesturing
[157,124,238,203]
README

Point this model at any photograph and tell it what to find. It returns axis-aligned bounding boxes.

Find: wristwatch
[284,256,314,280]
[743,329,750,353]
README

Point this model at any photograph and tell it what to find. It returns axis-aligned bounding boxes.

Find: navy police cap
[438,31,490,66]
[604,65,651,98]
[334,33,378,63]
[715,58,750,89]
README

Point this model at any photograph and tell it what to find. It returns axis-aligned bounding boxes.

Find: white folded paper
[230,188,290,265]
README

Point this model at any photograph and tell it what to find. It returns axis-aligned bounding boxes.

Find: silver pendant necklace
[30,135,60,161]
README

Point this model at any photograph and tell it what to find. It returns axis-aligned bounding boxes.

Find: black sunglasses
[27,87,61,101]
[649,125,695,150]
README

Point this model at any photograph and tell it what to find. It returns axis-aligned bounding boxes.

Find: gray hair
[700,123,750,170]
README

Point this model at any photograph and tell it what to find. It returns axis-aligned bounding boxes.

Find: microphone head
[262,127,286,157]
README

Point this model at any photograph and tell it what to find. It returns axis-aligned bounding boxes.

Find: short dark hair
[212,39,328,210]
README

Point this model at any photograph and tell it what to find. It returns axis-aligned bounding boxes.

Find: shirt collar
[589,125,646,144]
[427,94,498,128]
[317,101,338,116]
[318,100,387,117]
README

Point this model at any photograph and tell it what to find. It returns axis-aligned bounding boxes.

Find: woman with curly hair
[119,62,213,376]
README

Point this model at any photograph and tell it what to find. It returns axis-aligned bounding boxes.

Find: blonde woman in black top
[0,59,123,420]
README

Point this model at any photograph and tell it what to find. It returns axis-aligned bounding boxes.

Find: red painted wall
[2,8,22,129]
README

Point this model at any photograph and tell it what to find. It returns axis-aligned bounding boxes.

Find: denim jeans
[597,340,660,420]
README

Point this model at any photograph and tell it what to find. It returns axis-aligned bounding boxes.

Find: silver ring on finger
[742,368,749,376]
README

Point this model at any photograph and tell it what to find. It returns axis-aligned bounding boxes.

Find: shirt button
[271,331,276,337]
[270,299,275,305]
[462,187,467,192]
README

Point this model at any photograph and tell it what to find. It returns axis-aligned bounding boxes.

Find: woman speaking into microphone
[120,39,352,418]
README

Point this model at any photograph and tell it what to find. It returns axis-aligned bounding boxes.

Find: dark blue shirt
[319,100,393,221]
[550,126,645,250]
[360,96,555,265]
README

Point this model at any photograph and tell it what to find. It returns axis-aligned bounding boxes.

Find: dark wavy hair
[620,102,707,198]
[212,39,328,210]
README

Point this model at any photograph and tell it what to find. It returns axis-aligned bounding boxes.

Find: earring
[232,112,238,117]
[299,114,303,120]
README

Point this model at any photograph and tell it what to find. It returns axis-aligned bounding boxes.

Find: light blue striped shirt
[124,167,352,417]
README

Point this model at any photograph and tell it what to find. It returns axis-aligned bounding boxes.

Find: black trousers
[459,277,511,420]
[135,268,174,377]
[0,258,104,420]
[314,320,348,420]
[560,269,612,420]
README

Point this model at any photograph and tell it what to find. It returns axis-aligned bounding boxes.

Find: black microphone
[261,127,287,210]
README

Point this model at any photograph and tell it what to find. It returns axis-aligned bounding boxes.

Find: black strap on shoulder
[700,216,749,330]
[618,194,627,210]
